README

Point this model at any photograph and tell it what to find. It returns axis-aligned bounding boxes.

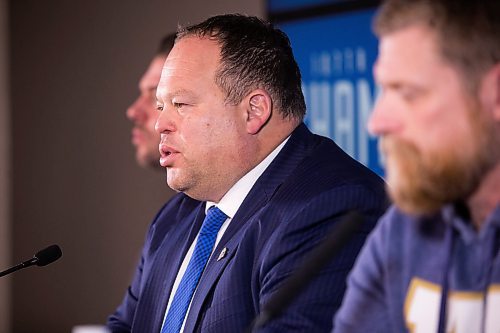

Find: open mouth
[159,144,179,167]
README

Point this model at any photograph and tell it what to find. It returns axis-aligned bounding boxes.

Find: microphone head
[34,245,62,266]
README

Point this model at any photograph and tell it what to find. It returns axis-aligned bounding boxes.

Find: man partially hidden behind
[334,1,500,332]
[127,33,175,169]
[108,14,386,333]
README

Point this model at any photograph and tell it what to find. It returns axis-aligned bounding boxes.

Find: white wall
[0,0,11,331]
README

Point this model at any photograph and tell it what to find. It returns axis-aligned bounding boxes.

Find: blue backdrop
[272,5,384,176]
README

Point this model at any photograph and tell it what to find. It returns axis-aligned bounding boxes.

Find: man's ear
[245,89,272,134]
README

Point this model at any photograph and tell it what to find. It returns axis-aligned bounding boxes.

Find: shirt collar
[206,136,290,218]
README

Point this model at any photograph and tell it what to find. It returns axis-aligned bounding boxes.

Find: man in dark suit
[107,14,387,333]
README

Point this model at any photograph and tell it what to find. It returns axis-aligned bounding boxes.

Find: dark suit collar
[183,123,316,332]
[255,123,316,199]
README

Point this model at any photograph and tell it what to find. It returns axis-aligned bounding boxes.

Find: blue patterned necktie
[161,206,228,333]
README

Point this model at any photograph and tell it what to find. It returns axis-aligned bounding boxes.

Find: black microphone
[0,244,63,278]
[249,211,364,331]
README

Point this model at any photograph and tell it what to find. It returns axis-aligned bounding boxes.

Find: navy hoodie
[334,204,500,333]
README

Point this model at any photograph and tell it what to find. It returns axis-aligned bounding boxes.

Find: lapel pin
[217,247,228,261]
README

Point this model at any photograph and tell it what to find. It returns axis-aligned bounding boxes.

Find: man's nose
[155,105,176,134]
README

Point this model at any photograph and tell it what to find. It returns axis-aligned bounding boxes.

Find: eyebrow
[157,88,196,102]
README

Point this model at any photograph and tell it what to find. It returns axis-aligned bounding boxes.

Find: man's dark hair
[156,32,176,57]
[375,0,500,93]
[177,14,306,121]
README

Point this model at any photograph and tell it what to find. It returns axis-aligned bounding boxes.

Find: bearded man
[334,1,500,332]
